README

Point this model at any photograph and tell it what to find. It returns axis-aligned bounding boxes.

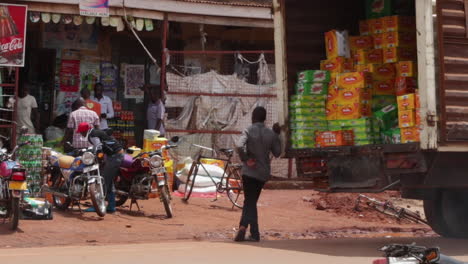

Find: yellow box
[373,63,396,81]
[383,47,416,63]
[349,36,374,51]
[337,102,362,120]
[369,18,385,34]
[383,16,416,33]
[397,61,416,77]
[337,88,362,104]
[383,31,416,48]
[398,109,416,128]
[143,138,169,159]
[327,86,340,104]
[361,100,372,117]
[359,20,370,36]
[401,127,420,143]
[337,72,371,90]
[326,101,339,120]
[355,64,375,73]
[325,30,349,59]
[321,56,347,73]
[355,49,383,65]
[373,79,395,95]
[373,34,385,49]
[397,93,416,110]
[201,158,225,168]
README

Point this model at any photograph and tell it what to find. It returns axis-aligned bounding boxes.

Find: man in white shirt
[91,83,114,129]
[17,84,39,134]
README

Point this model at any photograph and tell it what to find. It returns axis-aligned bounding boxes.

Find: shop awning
[15,0,273,28]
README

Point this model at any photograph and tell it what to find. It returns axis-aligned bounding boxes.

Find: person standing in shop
[80,88,101,117]
[234,106,281,242]
[91,83,114,130]
[17,81,39,134]
[143,85,166,137]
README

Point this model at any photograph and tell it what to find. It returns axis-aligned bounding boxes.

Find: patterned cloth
[67,106,100,149]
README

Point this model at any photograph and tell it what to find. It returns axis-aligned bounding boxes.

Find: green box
[382,128,401,144]
[345,125,373,134]
[295,82,329,96]
[297,70,331,83]
[329,118,371,128]
[355,140,374,146]
[354,131,372,141]
[291,94,327,102]
[291,107,326,116]
[290,99,326,109]
[290,120,328,129]
[372,95,397,112]
[374,104,398,131]
[291,133,315,142]
[366,0,392,19]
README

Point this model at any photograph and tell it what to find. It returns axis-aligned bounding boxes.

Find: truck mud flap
[327,155,381,189]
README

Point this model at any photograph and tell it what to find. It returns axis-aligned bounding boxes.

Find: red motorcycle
[114,145,176,218]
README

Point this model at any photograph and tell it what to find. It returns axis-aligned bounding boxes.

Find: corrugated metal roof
[175,0,272,8]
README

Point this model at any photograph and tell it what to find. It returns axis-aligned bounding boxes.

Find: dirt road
[2,237,468,264]
[0,190,433,248]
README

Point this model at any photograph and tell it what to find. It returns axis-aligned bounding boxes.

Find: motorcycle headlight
[82,152,95,165]
[149,155,163,168]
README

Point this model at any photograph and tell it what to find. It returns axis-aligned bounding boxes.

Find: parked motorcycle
[374,244,466,264]
[0,127,29,230]
[115,144,177,218]
[42,145,107,217]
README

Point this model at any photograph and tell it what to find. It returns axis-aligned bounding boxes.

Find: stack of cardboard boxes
[289,0,419,149]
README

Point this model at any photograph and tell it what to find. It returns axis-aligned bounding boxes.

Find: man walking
[235,106,281,242]
[17,82,39,134]
[77,122,124,213]
[91,83,114,130]
[63,99,100,150]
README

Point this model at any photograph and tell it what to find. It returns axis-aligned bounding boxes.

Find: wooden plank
[464,0,468,37]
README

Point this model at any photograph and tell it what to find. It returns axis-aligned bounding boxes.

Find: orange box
[361,100,372,117]
[398,109,416,128]
[344,59,355,72]
[359,20,370,36]
[337,72,371,89]
[369,18,385,34]
[415,93,420,108]
[349,36,374,50]
[326,101,339,120]
[355,49,383,65]
[316,130,355,148]
[383,31,416,48]
[373,79,395,95]
[338,88,362,104]
[362,88,373,100]
[401,127,420,143]
[373,63,396,80]
[383,47,416,63]
[373,34,385,49]
[321,56,347,73]
[395,77,417,96]
[327,86,340,104]
[325,30,350,59]
[397,93,416,110]
[415,110,421,125]
[337,102,362,120]
[355,64,375,73]
[384,16,416,33]
[397,61,416,77]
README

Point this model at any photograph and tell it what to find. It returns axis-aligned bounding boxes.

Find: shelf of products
[17,134,44,197]
[108,101,136,148]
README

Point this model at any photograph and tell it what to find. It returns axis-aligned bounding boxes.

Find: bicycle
[180,143,244,209]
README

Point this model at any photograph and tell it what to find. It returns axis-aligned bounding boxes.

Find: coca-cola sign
[0,4,27,67]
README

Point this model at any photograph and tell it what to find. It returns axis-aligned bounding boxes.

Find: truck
[273,0,468,238]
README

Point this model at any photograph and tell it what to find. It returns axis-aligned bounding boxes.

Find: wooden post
[161,13,169,97]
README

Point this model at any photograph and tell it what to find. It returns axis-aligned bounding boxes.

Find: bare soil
[0,190,435,248]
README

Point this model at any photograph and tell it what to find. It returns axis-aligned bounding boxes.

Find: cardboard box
[337,72,371,89]
[384,15,416,32]
[366,0,392,19]
[295,82,329,95]
[372,95,396,111]
[397,93,416,110]
[325,30,350,59]
[374,104,398,130]
[397,61,416,77]
[369,18,385,34]
[361,100,372,117]
[373,79,396,95]
[373,63,396,80]
[383,31,416,48]
[329,118,372,128]
[326,101,339,120]
[315,130,354,147]
[415,110,421,126]
[401,127,420,143]
[359,20,370,36]
[373,34,385,49]
[349,36,374,50]
[355,64,376,73]
[321,57,347,73]
[290,99,326,109]
[355,49,383,65]
[297,70,331,83]
[382,128,401,144]
[362,88,373,100]
[415,93,420,108]
[395,77,417,96]
[355,140,374,146]
[398,109,416,128]
[292,107,326,116]
[338,88,362,104]
[383,47,416,63]
[337,102,362,120]
[291,95,328,102]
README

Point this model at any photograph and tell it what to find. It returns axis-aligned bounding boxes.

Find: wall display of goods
[290,0,419,149]
[17,134,43,196]
[107,101,136,147]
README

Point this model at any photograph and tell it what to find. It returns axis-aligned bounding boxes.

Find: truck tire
[440,189,468,238]
[423,194,452,237]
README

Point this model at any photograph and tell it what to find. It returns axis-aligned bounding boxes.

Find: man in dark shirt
[76,122,124,213]
[234,106,281,242]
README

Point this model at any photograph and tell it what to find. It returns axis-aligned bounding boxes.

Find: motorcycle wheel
[8,197,19,230]
[89,182,106,217]
[115,193,128,207]
[160,185,173,218]
[53,195,71,211]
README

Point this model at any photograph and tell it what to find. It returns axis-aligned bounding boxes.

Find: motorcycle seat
[58,156,76,169]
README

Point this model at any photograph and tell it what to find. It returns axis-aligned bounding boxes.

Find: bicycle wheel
[226,168,244,209]
[183,163,198,202]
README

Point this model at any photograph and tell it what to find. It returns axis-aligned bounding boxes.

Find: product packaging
[397,93,416,110]
[397,61,416,77]
[400,127,420,143]
[315,130,355,147]
[297,70,331,83]
[384,15,416,32]
[349,36,374,50]
[374,104,398,130]
[398,109,416,128]
[295,82,329,95]
[373,79,396,95]
[395,77,417,96]
[373,63,396,80]
[325,30,350,59]
[355,49,383,65]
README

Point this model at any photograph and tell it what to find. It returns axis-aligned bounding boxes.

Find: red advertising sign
[60,60,80,92]
[0,4,27,67]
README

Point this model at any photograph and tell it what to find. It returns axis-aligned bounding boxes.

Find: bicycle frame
[190,149,233,191]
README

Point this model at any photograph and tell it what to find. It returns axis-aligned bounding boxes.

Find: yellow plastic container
[143,138,169,160]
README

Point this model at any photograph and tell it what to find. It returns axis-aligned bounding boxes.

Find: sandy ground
[0,190,434,248]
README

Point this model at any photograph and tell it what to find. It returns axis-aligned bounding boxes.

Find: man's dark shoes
[234,226,246,242]
[246,235,260,242]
